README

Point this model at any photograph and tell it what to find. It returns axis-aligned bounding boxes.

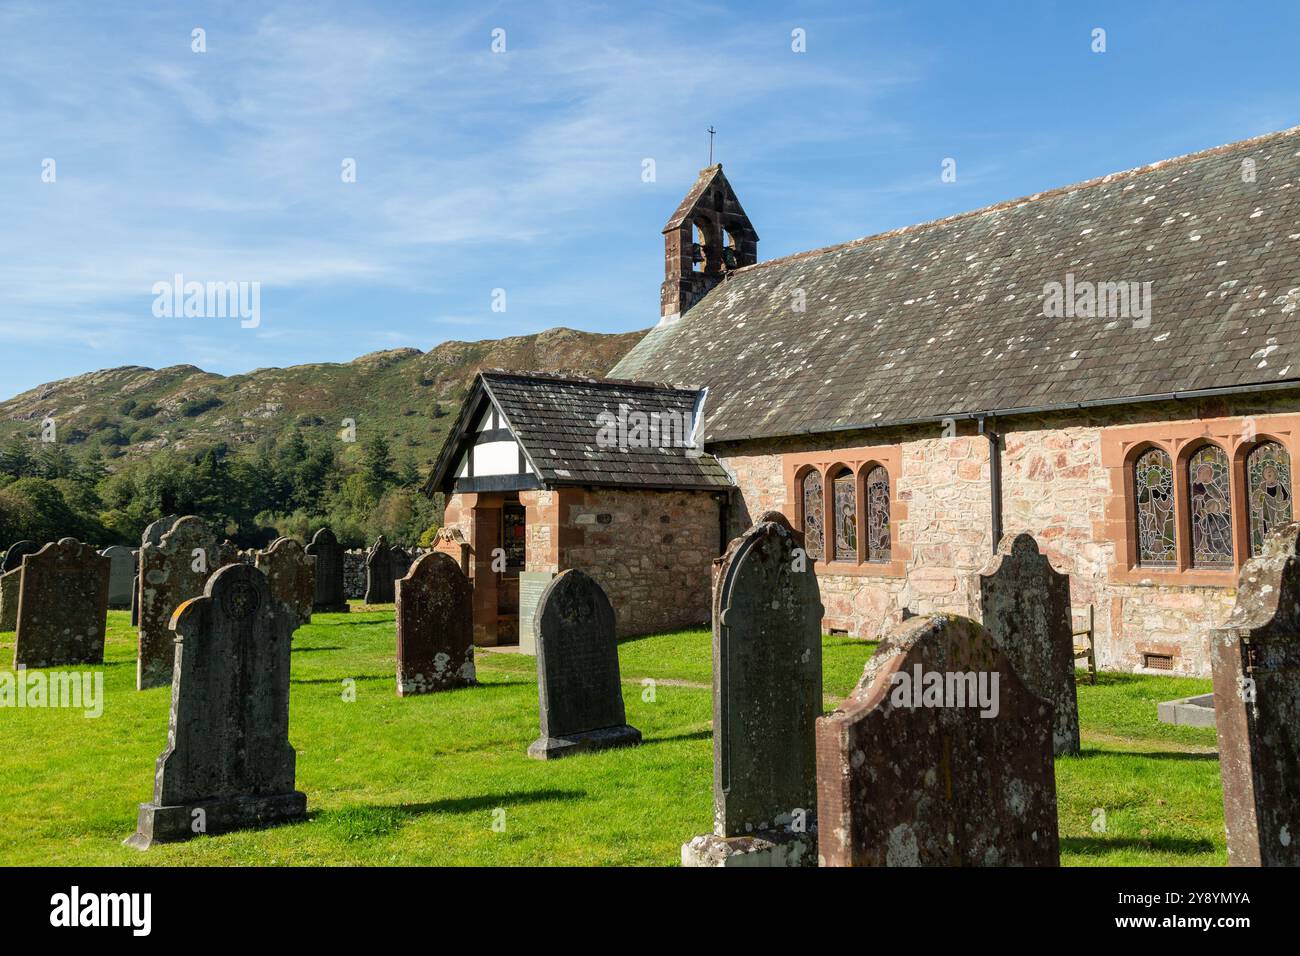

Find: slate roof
[426,370,733,493]
[611,127,1300,443]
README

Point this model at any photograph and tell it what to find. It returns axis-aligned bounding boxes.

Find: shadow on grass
[1061,835,1217,857]
[314,789,587,838]
[292,645,345,653]
[642,728,712,747]
[1076,747,1219,762]
[292,674,391,686]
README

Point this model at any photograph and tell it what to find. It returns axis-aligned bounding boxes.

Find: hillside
[0,327,646,470]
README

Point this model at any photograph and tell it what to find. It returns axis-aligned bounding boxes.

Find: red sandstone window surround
[1102,415,1299,587]
[783,445,908,578]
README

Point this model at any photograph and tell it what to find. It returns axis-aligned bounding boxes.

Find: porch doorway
[496,498,526,644]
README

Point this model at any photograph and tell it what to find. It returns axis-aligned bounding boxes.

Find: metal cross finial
[707,126,716,165]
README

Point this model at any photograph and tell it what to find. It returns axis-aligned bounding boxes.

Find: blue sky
[2,1,1298,397]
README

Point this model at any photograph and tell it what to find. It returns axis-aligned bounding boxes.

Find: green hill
[0,326,646,471]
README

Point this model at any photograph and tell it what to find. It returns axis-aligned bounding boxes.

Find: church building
[427,126,1300,677]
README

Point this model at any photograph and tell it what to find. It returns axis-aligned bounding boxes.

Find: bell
[691,243,703,265]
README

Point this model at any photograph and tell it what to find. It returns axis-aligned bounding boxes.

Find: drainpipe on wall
[978,415,1003,553]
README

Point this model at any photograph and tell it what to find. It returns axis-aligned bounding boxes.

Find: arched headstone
[816,614,1059,867]
[364,536,396,604]
[137,516,218,690]
[978,533,1080,756]
[396,553,475,695]
[125,563,306,848]
[2,540,39,573]
[683,519,822,867]
[1211,521,1300,866]
[528,569,640,759]
[255,537,315,628]
[14,539,110,668]
[305,527,348,612]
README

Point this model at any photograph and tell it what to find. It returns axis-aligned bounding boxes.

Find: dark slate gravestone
[2,540,39,573]
[129,574,140,627]
[124,563,306,849]
[0,568,20,632]
[527,569,640,759]
[255,536,315,628]
[137,516,218,691]
[364,536,397,604]
[101,545,136,608]
[816,614,1059,867]
[395,552,476,695]
[682,519,823,867]
[305,527,348,612]
[1210,521,1300,866]
[13,539,111,668]
[391,547,413,584]
[978,533,1080,756]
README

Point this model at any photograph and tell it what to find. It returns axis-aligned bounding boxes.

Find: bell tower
[659,164,758,324]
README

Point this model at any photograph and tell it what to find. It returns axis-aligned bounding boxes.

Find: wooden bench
[1072,603,1097,685]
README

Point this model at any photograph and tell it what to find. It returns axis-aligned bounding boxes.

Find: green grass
[0,610,1224,865]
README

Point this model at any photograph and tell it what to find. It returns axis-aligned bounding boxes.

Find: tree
[0,437,32,478]
[362,435,397,497]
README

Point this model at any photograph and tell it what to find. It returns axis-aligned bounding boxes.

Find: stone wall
[556,487,721,637]
[714,390,1300,677]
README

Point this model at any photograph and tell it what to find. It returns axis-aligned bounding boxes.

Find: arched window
[1134,448,1176,567]
[832,468,857,562]
[1248,440,1292,556]
[1188,445,1232,568]
[866,465,891,562]
[690,221,708,272]
[800,470,824,561]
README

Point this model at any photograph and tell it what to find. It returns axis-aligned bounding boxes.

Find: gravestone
[14,539,110,668]
[305,527,348,612]
[395,552,476,695]
[391,546,413,584]
[137,516,219,690]
[977,533,1080,756]
[101,545,136,608]
[124,563,306,848]
[528,569,640,759]
[0,568,20,632]
[364,536,397,604]
[2,540,39,573]
[129,574,140,627]
[816,614,1059,866]
[517,571,556,655]
[217,540,240,568]
[255,537,315,627]
[1210,521,1300,866]
[682,519,823,868]
[137,515,179,628]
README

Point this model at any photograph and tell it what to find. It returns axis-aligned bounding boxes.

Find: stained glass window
[866,466,891,562]
[833,469,857,562]
[1248,441,1292,556]
[801,470,824,561]
[1188,445,1232,569]
[1134,448,1176,567]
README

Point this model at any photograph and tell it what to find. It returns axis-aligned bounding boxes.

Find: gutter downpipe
[978,415,1003,554]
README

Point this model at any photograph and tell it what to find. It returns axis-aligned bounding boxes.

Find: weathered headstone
[305,527,348,612]
[364,536,397,604]
[2,540,39,573]
[816,614,1059,866]
[137,515,179,628]
[682,519,823,867]
[0,568,20,632]
[124,563,306,848]
[517,571,556,655]
[977,533,1080,756]
[391,546,413,584]
[137,516,219,690]
[14,539,110,668]
[528,569,640,759]
[217,540,240,568]
[395,553,476,695]
[255,537,315,628]
[1210,521,1300,866]
[101,545,136,608]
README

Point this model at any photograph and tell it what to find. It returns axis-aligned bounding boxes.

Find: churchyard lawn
[0,610,1223,866]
